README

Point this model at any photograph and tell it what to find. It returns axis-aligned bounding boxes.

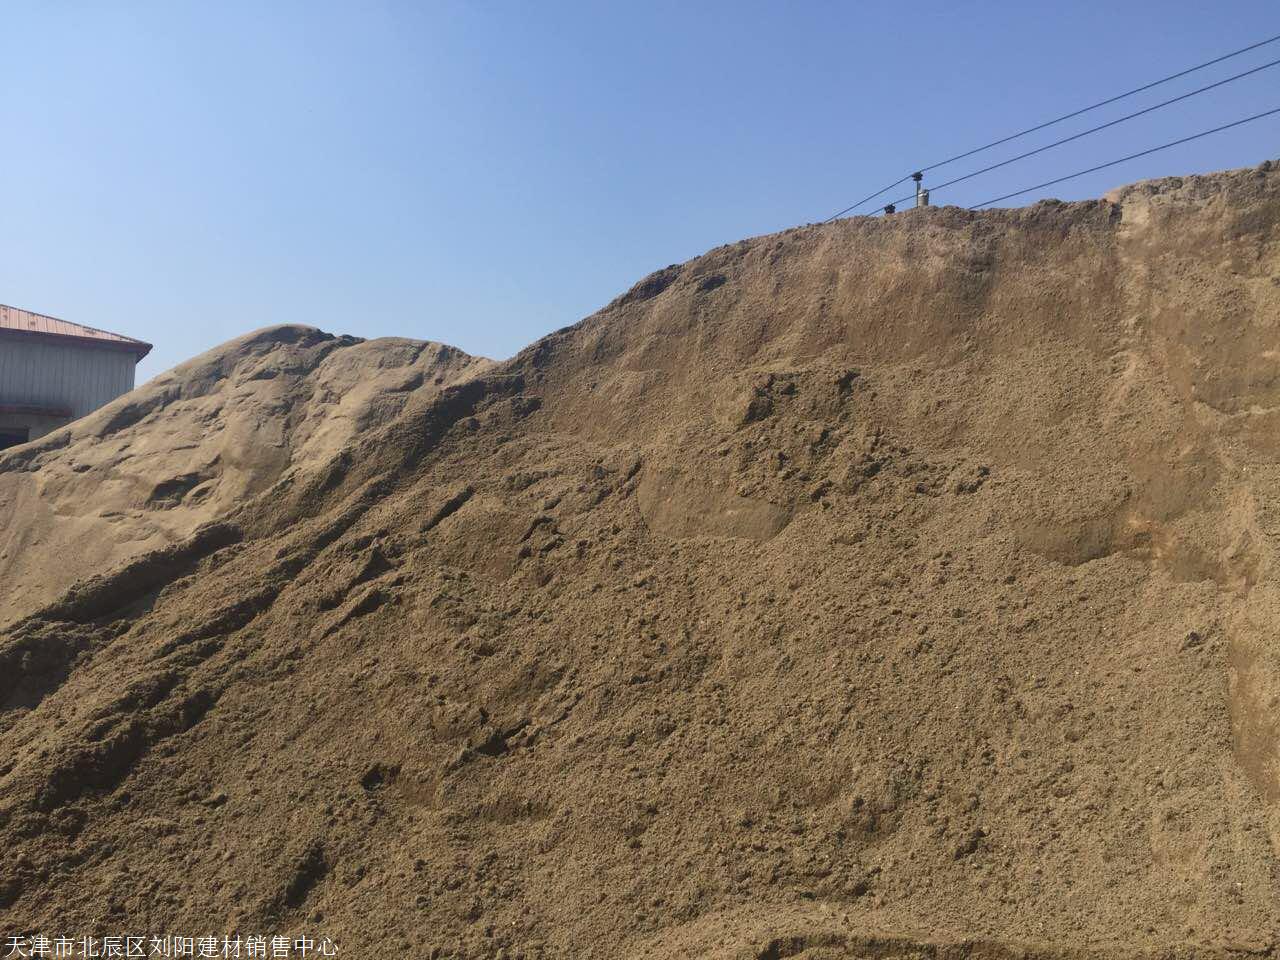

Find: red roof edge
[0,303,152,361]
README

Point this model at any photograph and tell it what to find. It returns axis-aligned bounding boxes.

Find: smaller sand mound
[0,325,490,625]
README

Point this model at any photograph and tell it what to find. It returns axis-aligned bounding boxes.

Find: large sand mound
[1,161,1278,959]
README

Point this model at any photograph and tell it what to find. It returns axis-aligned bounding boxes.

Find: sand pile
[1,161,1278,959]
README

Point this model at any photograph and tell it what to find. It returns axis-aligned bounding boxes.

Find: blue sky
[2,1,1277,380]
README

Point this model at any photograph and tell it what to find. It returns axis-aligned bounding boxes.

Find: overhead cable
[920,32,1280,173]
[968,106,1280,209]
[822,31,1280,221]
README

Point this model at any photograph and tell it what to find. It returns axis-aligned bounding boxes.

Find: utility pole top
[913,172,930,208]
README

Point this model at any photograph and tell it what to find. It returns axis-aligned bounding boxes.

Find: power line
[873,57,1280,211]
[922,57,1280,197]
[822,31,1280,221]
[819,177,911,225]
[968,106,1280,209]
[920,31,1280,174]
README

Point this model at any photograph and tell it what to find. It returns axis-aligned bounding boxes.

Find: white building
[0,304,152,449]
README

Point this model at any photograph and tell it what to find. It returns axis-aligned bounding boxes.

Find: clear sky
[2,1,1277,381]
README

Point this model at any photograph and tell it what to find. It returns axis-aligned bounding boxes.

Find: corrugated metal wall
[0,339,137,418]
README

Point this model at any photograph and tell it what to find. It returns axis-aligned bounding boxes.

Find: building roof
[0,303,152,360]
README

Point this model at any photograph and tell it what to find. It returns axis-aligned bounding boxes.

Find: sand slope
[1,161,1278,959]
